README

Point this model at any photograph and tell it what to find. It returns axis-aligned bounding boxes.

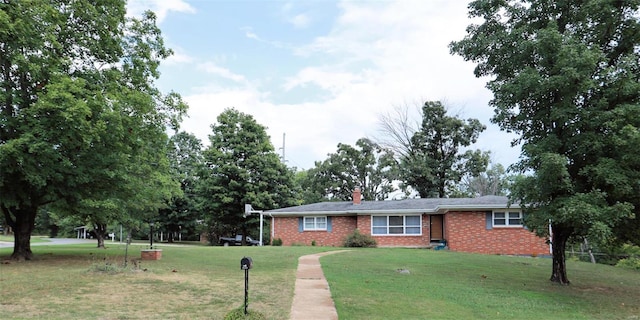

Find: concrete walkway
[290,250,349,320]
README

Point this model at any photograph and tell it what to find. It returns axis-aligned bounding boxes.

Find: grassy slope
[322,248,640,320]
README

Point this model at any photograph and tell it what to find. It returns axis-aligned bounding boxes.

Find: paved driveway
[0,238,96,248]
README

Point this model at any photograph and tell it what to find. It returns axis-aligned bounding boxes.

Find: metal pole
[150,224,154,249]
[259,212,263,246]
[244,269,249,315]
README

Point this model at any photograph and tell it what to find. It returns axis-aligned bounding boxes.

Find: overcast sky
[127,0,521,170]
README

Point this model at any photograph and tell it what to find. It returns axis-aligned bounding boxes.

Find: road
[0,238,96,248]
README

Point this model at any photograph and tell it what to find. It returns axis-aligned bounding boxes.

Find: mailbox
[241,257,253,270]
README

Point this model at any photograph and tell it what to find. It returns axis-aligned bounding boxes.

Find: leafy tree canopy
[0,1,187,259]
[451,0,640,284]
[158,132,204,242]
[452,163,511,198]
[303,138,398,202]
[400,101,489,198]
[197,108,296,242]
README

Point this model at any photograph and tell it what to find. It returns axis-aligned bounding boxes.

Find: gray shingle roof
[266,195,519,216]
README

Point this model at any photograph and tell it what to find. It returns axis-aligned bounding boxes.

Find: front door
[430,215,444,241]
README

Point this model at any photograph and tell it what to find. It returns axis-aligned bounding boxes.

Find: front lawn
[322,248,640,320]
[1,245,638,319]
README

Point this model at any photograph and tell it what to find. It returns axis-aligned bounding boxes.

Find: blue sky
[127,0,520,170]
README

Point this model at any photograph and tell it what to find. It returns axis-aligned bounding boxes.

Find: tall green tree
[453,163,511,197]
[451,0,640,284]
[197,108,296,244]
[0,2,186,259]
[399,101,489,198]
[158,132,204,242]
[304,138,398,201]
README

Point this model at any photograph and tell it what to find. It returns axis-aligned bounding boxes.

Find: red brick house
[266,189,550,256]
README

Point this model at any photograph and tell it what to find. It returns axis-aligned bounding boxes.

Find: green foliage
[197,108,297,238]
[223,308,267,320]
[400,101,488,198]
[158,132,204,242]
[451,0,640,284]
[272,238,283,246]
[343,230,377,248]
[0,1,187,259]
[453,163,512,197]
[616,257,640,271]
[302,138,398,202]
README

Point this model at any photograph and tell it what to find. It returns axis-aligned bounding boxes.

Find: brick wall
[272,216,357,246]
[446,211,549,255]
[272,212,549,255]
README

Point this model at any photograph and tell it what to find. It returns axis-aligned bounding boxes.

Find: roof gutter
[268,203,521,217]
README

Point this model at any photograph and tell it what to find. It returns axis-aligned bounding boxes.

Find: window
[303,216,327,231]
[493,211,522,227]
[372,215,421,235]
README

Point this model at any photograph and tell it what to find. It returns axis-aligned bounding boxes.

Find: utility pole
[279,132,286,163]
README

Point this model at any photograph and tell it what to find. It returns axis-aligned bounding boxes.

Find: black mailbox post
[241,257,253,315]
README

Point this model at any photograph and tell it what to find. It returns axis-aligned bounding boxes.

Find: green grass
[321,248,640,320]
[1,245,639,319]
[0,244,335,319]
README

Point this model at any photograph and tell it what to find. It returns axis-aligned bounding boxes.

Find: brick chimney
[353,187,362,205]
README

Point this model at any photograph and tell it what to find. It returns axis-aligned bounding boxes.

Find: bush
[224,307,267,320]
[343,230,377,248]
[616,257,640,271]
[271,238,283,246]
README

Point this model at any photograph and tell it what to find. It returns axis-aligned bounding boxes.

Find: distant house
[266,188,549,256]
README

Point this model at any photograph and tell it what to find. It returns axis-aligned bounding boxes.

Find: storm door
[430,215,444,241]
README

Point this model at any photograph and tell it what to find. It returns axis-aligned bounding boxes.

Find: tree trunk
[94,223,107,248]
[550,226,570,285]
[167,231,175,243]
[4,205,38,261]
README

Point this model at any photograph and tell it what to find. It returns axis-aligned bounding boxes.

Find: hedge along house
[266,188,550,255]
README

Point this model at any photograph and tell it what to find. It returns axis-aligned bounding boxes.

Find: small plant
[343,229,377,248]
[272,238,283,246]
[311,240,317,246]
[88,260,133,273]
[223,307,267,320]
[616,257,640,271]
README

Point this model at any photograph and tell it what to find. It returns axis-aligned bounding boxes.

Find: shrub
[343,230,377,248]
[616,257,640,271]
[223,307,267,320]
[271,238,283,246]
[311,240,317,246]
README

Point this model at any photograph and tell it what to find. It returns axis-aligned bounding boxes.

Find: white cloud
[178,0,520,169]
[163,47,193,65]
[242,27,289,49]
[127,0,195,23]
[289,14,311,28]
[199,62,248,84]
[281,1,312,29]
[278,0,517,166]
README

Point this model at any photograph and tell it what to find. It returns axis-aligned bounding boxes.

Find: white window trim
[371,214,422,236]
[303,216,327,231]
[492,211,523,228]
